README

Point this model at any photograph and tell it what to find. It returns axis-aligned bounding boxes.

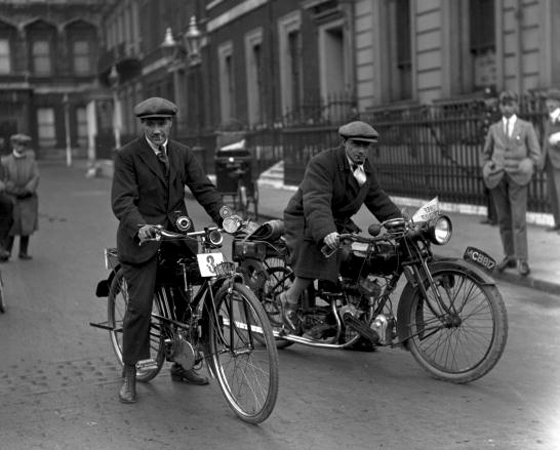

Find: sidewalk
[253,179,560,296]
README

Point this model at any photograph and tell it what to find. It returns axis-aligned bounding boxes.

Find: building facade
[0,0,106,160]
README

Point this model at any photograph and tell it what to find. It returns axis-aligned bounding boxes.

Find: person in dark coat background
[281,121,402,330]
[1,133,39,261]
[111,97,226,404]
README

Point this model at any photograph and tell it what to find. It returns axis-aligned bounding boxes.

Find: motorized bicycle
[91,208,279,424]
[232,198,508,384]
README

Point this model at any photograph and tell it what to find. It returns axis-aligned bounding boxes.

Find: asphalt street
[0,162,558,450]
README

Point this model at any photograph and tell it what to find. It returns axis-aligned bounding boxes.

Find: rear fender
[95,267,119,297]
[396,258,497,348]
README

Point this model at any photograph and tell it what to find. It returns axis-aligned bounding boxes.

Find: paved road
[0,164,559,450]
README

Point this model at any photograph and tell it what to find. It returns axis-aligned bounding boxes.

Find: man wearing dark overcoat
[481,90,541,276]
[541,87,560,233]
[281,120,402,330]
[111,97,226,403]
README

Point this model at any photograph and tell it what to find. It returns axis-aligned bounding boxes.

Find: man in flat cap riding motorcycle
[280,120,402,330]
[111,96,226,404]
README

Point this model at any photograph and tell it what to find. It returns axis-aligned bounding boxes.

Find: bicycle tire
[209,282,279,424]
[0,271,5,314]
[107,268,166,382]
[406,268,508,383]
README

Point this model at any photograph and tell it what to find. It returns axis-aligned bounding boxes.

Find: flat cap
[499,90,518,104]
[10,133,32,144]
[134,97,178,119]
[545,88,560,101]
[338,121,379,143]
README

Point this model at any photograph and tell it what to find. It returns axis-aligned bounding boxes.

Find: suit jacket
[283,145,401,281]
[112,136,224,264]
[541,117,560,170]
[481,117,541,189]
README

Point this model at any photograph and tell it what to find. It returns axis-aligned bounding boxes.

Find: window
[73,40,91,74]
[37,108,55,147]
[32,40,52,75]
[395,0,412,100]
[278,11,303,122]
[245,28,264,127]
[218,41,235,126]
[0,39,10,73]
[470,0,496,89]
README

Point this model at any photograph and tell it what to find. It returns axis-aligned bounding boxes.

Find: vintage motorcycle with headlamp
[232,198,508,384]
[91,206,279,424]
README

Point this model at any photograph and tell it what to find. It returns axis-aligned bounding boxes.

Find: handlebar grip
[321,244,337,258]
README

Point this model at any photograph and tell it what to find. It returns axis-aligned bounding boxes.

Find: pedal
[136,359,158,372]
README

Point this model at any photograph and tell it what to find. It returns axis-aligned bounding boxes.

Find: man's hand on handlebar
[137,224,162,242]
[323,231,340,250]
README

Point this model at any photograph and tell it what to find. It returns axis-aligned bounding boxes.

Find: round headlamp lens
[432,216,452,245]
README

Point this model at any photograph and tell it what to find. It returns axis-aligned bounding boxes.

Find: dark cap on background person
[545,88,560,102]
[498,90,519,104]
[10,133,32,144]
[134,97,178,119]
[338,121,379,143]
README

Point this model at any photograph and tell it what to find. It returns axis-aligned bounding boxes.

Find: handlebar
[139,224,223,247]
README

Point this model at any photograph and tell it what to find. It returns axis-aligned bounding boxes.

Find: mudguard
[396,257,497,348]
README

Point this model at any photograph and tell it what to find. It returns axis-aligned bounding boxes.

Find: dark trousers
[5,235,30,256]
[491,174,528,261]
[544,157,560,227]
[120,257,158,365]
[0,194,13,249]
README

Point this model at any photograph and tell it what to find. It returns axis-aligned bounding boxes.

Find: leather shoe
[170,363,209,385]
[518,260,531,276]
[546,225,560,232]
[18,253,32,260]
[496,256,516,272]
[119,364,137,403]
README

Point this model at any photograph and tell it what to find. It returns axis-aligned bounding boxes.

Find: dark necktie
[157,145,169,176]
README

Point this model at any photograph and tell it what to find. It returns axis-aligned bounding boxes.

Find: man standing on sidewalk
[481,90,541,276]
[541,87,560,233]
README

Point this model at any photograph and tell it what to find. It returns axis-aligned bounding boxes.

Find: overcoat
[284,145,401,282]
[0,150,39,236]
[481,118,541,189]
[112,137,224,265]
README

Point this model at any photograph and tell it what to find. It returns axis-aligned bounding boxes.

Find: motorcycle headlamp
[428,215,452,245]
[208,229,224,246]
[222,215,242,234]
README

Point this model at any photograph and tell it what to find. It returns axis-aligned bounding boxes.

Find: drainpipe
[515,0,523,95]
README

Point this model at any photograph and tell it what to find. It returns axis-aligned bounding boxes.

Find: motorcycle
[91,207,279,424]
[231,198,508,384]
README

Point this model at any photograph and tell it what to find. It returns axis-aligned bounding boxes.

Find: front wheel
[107,268,166,382]
[405,269,508,383]
[209,282,279,424]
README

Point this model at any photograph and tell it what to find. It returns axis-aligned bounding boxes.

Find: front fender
[396,258,497,348]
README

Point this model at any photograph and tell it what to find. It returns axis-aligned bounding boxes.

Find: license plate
[463,246,496,272]
[196,252,226,277]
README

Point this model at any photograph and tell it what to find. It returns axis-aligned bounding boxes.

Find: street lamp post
[108,65,121,150]
[62,93,72,167]
[161,17,205,135]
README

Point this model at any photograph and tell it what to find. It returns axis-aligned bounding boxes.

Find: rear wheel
[209,282,279,424]
[107,268,166,382]
[406,269,508,383]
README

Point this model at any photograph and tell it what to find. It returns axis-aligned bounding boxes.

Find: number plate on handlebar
[196,252,226,277]
[463,246,496,272]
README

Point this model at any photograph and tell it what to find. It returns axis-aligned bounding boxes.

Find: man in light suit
[481,90,541,276]
[112,97,226,403]
[541,87,560,233]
